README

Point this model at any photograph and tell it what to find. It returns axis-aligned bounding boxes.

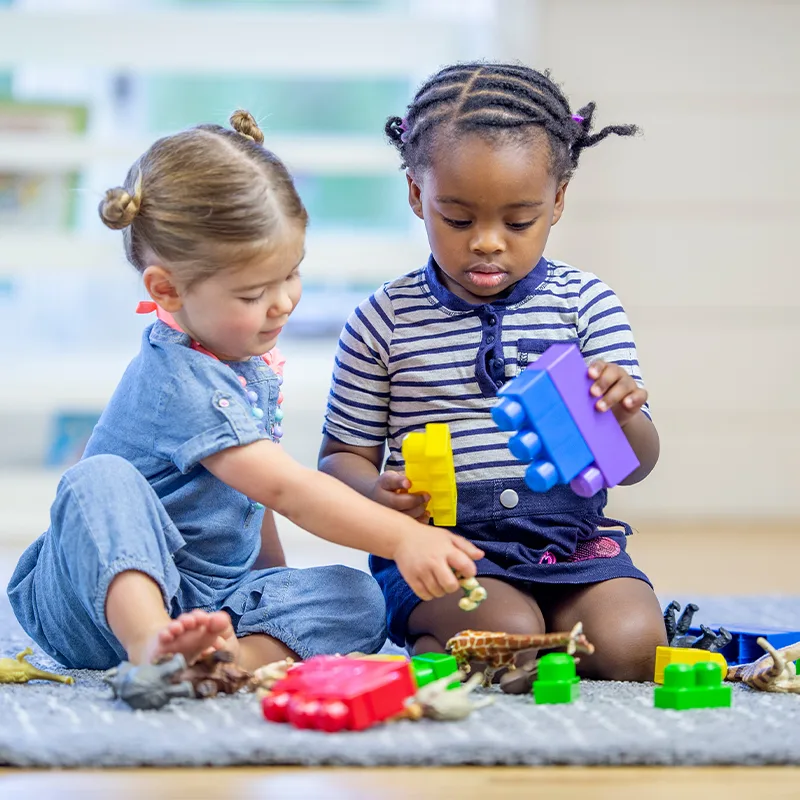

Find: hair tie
[399,117,410,143]
[571,114,584,124]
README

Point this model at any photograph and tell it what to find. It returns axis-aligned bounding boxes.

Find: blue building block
[687,624,800,666]
[492,368,594,492]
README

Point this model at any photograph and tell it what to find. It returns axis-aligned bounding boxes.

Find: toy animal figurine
[404,670,494,721]
[726,637,800,693]
[446,622,595,685]
[104,653,196,710]
[458,576,487,611]
[253,657,296,696]
[663,600,732,652]
[175,649,256,698]
[0,648,75,686]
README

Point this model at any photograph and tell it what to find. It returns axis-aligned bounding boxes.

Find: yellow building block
[401,423,457,526]
[654,646,728,684]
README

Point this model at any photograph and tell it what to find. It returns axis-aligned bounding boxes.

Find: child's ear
[406,171,424,220]
[551,181,568,226]
[143,265,183,312]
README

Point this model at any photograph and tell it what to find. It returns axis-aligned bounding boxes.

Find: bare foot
[134,609,233,665]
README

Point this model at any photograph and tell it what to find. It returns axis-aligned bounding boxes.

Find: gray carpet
[2,593,800,767]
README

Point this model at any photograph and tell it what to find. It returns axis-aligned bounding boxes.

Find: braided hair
[386,62,638,182]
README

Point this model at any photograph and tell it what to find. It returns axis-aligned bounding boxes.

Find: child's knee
[591,611,667,681]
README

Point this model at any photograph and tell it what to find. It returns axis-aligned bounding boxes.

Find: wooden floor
[1,766,800,799]
[1,519,798,795]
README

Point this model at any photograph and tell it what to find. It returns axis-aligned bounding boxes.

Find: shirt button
[500,489,519,509]
[486,334,495,345]
[487,315,497,325]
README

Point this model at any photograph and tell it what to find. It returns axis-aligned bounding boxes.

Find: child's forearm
[620,411,660,484]
[318,450,380,498]
[203,440,418,560]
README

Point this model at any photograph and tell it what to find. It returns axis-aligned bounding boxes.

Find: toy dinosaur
[663,600,732,652]
[104,653,196,710]
[104,650,257,710]
[403,670,494,721]
[446,622,595,685]
[726,637,800,693]
[0,648,75,686]
[175,649,257,698]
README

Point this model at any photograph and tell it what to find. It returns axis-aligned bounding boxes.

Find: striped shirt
[323,256,649,485]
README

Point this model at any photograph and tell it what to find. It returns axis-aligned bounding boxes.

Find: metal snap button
[500,489,519,509]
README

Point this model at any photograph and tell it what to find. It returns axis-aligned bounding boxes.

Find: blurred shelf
[0,231,430,280]
[0,133,399,174]
[0,8,474,76]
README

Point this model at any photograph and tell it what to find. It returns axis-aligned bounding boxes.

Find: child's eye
[507,220,535,231]
[241,293,265,304]
[442,216,471,229]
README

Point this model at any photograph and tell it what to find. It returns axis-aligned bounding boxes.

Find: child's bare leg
[236,634,299,672]
[538,577,666,681]
[407,577,545,671]
[106,570,234,665]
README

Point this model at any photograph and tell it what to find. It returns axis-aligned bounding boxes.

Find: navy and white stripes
[324,257,648,485]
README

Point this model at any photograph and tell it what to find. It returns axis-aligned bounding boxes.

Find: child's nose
[269,290,295,318]
[469,227,505,256]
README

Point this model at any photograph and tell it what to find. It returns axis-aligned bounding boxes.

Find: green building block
[532,653,580,704]
[654,662,732,710]
[411,653,459,689]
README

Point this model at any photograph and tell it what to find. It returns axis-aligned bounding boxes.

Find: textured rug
[1,593,799,768]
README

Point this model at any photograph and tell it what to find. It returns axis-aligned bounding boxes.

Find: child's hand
[370,471,431,523]
[588,360,648,427]
[392,528,484,601]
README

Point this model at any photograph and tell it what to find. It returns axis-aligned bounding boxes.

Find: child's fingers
[590,363,619,397]
[407,575,433,602]
[447,548,480,580]
[596,379,636,412]
[388,491,429,513]
[450,534,485,562]
[433,563,461,594]
[621,387,648,411]
[379,471,411,492]
[587,359,609,382]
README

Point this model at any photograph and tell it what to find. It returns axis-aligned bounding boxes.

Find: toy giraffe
[0,648,75,686]
[446,622,595,685]
[726,637,800,693]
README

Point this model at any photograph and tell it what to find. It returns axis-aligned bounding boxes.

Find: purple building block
[528,344,639,496]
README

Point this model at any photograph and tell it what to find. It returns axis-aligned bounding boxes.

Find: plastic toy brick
[261,656,415,732]
[654,662,731,710]
[654,646,728,684]
[402,422,457,526]
[492,368,594,493]
[532,653,580,704]
[493,343,639,497]
[686,624,800,666]
[411,653,460,690]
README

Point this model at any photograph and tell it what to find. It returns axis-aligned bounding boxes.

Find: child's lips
[465,266,507,288]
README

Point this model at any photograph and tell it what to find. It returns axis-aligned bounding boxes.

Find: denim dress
[8,320,386,669]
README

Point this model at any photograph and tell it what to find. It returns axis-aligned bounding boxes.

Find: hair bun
[98,178,142,230]
[230,109,265,144]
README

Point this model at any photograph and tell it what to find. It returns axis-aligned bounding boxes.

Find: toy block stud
[401,423,457,526]
[532,653,580,704]
[654,662,731,710]
[411,653,460,690]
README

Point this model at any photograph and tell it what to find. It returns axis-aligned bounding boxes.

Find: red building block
[261,656,416,732]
